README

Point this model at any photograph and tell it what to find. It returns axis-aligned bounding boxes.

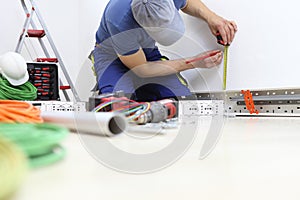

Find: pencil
[185,51,220,64]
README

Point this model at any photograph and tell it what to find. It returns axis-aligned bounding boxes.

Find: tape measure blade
[223,46,228,90]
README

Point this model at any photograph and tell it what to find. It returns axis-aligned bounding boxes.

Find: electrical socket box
[178,100,224,117]
[29,101,86,112]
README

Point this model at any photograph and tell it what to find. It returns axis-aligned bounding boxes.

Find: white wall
[1,0,300,100]
[0,2,24,54]
[175,0,300,92]
[76,0,109,100]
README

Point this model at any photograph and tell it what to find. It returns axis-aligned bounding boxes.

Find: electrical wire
[0,76,37,100]
[0,100,68,168]
[0,136,28,200]
[126,103,151,121]
[164,102,177,119]
[92,97,151,122]
[0,123,69,168]
[0,100,43,123]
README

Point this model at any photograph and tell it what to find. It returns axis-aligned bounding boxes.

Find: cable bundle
[0,99,68,198]
[0,123,69,168]
[0,76,37,100]
[92,97,151,122]
[0,100,69,168]
[0,100,43,123]
[92,97,178,124]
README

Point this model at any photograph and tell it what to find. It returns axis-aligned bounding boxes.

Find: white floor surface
[11,117,300,200]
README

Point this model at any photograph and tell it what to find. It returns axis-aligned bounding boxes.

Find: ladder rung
[35,58,58,63]
[26,29,45,38]
[60,86,71,90]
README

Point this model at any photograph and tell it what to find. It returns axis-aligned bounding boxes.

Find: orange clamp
[241,90,259,114]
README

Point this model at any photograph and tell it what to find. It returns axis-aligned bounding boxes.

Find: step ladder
[15,0,80,102]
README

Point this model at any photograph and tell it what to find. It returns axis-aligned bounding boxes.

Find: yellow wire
[0,136,28,200]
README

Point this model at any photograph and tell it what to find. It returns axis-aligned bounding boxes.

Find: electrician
[93,0,237,101]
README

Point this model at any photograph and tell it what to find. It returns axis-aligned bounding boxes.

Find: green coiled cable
[0,76,37,100]
[0,123,69,199]
[0,123,69,168]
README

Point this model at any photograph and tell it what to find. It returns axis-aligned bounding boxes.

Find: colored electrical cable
[92,96,180,124]
[92,97,151,122]
[126,102,151,121]
[0,123,69,168]
[0,76,37,100]
[0,100,68,168]
[0,100,43,123]
[0,136,28,200]
[164,103,177,119]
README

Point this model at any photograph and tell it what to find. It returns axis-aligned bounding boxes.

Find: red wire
[165,103,177,119]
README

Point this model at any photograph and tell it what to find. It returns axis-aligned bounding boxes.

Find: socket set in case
[27,62,60,100]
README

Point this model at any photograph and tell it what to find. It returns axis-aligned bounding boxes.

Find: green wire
[0,76,37,100]
[0,123,69,168]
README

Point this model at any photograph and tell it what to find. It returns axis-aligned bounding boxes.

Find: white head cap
[131,0,185,46]
[0,52,29,86]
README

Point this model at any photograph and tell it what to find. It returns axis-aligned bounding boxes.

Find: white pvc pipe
[41,111,127,136]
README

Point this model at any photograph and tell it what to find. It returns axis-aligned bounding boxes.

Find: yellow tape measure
[223,45,229,90]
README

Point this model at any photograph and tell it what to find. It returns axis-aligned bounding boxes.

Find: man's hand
[207,13,237,45]
[182,0,238,45]
[189,50,223,68]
